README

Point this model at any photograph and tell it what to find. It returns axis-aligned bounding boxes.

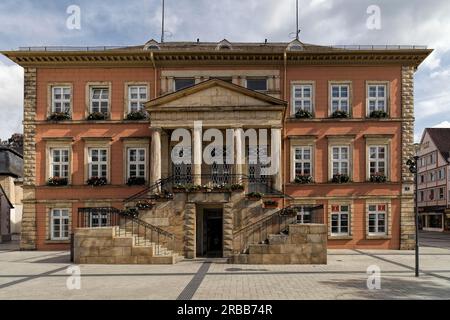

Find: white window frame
[368,145,387,177]
[50,148,70,179]
[367,83,387,115]
[330,84,350,114]
[331,146,350,176]
[292,84,313,115]
[368,204,387,235]
[331,205,350,236]
[50,209,70,240]
[51,86,71,113]
[291,146,313,180]
[90,87,110,114]
[88,148,108,179]
[127,148,147,179]
[128,86,148,113]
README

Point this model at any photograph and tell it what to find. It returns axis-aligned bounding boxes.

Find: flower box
[330,110,350,119]
[294,109,313,119]
[47,112,71,121]
[263,200,278,208]
[47,177,68,186]
[136,200,153,210]
[370,174,387,183]
[127,177,146,186]
[87,177,108,186]
[87,112,108,121]
[331,174,350,184]
[294,175,313,184]
[125,110,148,121]
[230,184,245,192]
[246,192,263,200]
[369,110,388,119]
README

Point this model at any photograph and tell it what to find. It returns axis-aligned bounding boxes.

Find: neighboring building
[418,128,450,232]
[1,39,431,255]
[0,146,24,241]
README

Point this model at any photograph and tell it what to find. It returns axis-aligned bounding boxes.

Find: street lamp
[406,155,420,277]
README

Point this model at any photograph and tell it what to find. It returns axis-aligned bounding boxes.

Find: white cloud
[433,121,450,128]
[0,61,23,140]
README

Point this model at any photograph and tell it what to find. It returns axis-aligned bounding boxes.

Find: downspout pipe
[283,51,288,209]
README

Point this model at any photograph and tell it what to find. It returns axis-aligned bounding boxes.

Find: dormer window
[143,39,160,50]
[287,39,305,51]
[216,39,232,50]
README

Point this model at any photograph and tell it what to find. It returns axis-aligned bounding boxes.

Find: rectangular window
[50,149,69,178]
[128,148,146,179]
[331,205,349,235]
[88,148,108,179]
[246,78,268,91]
[367,84,387,114]
[439,187,445,200]
[332,146,349,176]
[368,204,387,235]
[292,84,313,114]
[51,209,69,240]
[90,87,109,114]
[438,168,445,180]
[369,145,387,176]
[293,146,312,178]
[430,172,435,182]
[420,174,425,184]
[128,86,148,112]
[420,191,424,202]
[429,189,435,201]
[330,84,350,114]
[174,78,195,91]
[52,87,71,113]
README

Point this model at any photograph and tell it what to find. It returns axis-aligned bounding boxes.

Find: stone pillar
[21,67,37,250]
[272,126,283,192]
[223,202,234,257]
[400,65,416,250]
[192,123,202,185]
[150,127,162,186]
[234,127,244,181]
[184,203,196,259]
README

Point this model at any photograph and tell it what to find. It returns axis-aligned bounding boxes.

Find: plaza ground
[0,231,449,300]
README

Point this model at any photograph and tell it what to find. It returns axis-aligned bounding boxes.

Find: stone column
[193,123,202,185]
[21,67,37,250]
[234,127,244,181]
[150,127,162,187]
[272,126,283,192]
[400,66,416,250]
[223,202,234,257]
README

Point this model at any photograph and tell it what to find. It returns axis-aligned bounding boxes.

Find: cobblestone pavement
[0,245,449,300]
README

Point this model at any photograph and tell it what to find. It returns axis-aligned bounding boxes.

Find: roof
[425,128,450,162]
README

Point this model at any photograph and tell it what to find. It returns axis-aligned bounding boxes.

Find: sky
[0,0,449,141]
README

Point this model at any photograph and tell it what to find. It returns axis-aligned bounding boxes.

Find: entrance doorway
[196,208,223,258]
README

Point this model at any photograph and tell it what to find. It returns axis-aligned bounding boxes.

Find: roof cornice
[1,48,433,68]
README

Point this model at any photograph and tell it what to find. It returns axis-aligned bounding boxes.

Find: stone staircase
[74,224,183,265]
[229,224,328,265]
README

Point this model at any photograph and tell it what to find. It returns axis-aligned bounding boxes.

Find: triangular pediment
[146,79,286,109]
